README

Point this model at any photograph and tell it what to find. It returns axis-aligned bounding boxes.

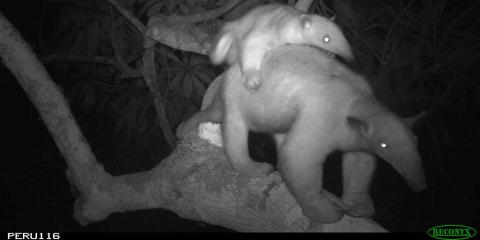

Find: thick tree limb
[0,9,110,224]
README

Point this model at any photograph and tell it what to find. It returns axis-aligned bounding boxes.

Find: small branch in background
[142,48,177,148]
[295,0,314,12]
[183,0,242,23]
[41,54,141,78]
[381,0,415,64]
[318,4,386,65]
[109,5,133,76]
[36,1,48,50]
[343,23,385,65]
[104,0,178,147]
[105,0,145,33]
[316,0,328,15]
[404,111,426,127]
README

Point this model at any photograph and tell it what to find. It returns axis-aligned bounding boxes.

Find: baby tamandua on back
[210,4,354,91]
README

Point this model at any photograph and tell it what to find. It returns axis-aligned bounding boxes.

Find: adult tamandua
[178,45,426,223]
[210,4,353,91]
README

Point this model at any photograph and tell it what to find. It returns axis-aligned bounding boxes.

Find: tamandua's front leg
[240,37,273,91]
[341,151,376,217]
[277,112,344,223]
[223,104,273,177]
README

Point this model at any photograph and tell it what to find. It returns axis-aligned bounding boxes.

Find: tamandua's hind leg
[223,106,273,177]
[277,115,344,223]
[240,37,272,91]
[341,151,376,217]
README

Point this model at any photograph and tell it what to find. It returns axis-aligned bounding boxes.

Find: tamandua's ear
[347,117,371,138]
[210,31,234,65]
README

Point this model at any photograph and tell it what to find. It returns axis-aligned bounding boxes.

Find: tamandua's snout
[300,14,354,61]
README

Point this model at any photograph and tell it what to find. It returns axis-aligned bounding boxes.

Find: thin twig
[42,54,140,77]
[295,0,313,12]
[109,6,133,72]
[105,0,145,33]
[182,0,242,23]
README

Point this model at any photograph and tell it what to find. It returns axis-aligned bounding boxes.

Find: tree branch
[42,54,141,78]
[182,0,242,23]
[142,47,177,149]
[104,0,177,147]
[105,0,145,34]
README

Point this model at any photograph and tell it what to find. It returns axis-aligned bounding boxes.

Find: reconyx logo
[427,225,477,240]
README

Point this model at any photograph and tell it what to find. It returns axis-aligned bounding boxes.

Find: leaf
[98,92,109,111]
[189,54,205,65]
[71,20,100,56]
[192,76,206,97]
[167,53,182,64]
[332,0,355,23]
[193,69,212,84]
[169,72,184,91]
[168,0,179,13]
[183,74,193,97]
[141,1,165,17]
[138,104,149,133]
[115,114,127,134]
[444,44,480,78]
[179,3,190,14]
[83,83,96,110]
[169,72,183,91]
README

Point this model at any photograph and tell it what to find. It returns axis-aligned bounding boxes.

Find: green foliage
[136,0,221,17]
[156,46,217,126]
[43,0,216,143]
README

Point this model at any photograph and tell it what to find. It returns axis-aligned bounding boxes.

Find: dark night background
[0,0,479,233]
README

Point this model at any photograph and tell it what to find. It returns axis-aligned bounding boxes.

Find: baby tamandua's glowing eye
[323,34,331,44]
[379,142,388,148]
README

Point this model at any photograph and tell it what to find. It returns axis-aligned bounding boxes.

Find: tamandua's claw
[341,192,375,217]
[243,71,261,91]
[302,191,345,223]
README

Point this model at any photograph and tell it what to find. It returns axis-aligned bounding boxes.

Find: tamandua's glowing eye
[323,34,331,43]
[380,142,388,148]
